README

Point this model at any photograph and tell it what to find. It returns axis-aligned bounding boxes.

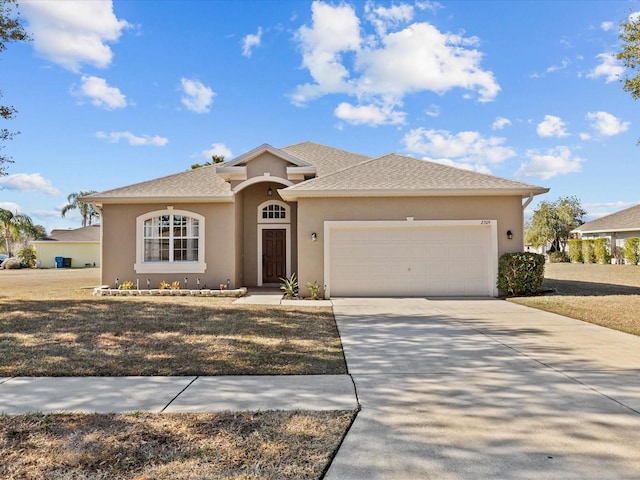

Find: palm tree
[0,207,35,256]
[61,191,98,227]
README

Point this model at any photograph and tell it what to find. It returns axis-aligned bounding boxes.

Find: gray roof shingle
[574,204,640,233]
[84,164,232,203]
[86,142,548,203]
[41,225,101,242]
[281,153,548,197]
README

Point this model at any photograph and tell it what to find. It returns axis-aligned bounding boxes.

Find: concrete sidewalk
[0,375,358,414]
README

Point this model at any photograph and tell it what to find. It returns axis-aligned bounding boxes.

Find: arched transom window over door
[258,201,290,223]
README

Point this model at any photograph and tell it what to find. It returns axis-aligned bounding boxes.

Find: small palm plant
[280,273,298,298]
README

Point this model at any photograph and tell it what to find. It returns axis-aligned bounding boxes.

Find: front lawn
[508,263,640,336]
[0,269,346,377]
[0,268,353,479]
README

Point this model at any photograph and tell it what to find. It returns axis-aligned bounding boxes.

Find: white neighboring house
[572,204,640,263]
[33,225,100,268]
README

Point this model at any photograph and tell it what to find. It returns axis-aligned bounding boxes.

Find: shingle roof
[573,204,640,233]
[280,153,548,198]
[40,225,100,242]
[84,164,233,203]
[281,141,372,177]
[86,142,548,203]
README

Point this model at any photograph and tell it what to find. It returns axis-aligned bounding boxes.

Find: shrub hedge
[497,252,545,297]
[624,237,640,265]
[567,239,582,263]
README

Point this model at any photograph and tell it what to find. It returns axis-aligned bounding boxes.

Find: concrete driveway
[325,298,640,480]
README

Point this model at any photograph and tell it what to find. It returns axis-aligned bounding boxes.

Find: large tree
[525,196,587,253]
[618,13,640,101]
[61,191,99,227]
[0,206,34,256]
[1,0,30,176]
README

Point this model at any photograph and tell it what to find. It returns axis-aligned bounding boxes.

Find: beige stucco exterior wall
[34,242,100,269]
[296,195,525,296]
[100,202,236,289]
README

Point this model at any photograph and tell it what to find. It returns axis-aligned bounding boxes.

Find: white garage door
[326,220,497,297]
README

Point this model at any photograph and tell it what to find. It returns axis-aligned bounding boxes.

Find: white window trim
[134,209,207,274]
[257,200,291,224]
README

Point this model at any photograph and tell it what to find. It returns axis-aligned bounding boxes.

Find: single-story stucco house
[84,141,549,297]
[33,225,100,268]
[572,204,640,261]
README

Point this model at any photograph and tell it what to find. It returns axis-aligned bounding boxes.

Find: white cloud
[365,1,414,36]
[403,128,516,169]
[537,115,569,138]
[0,173,59,195]
[199,143,233,160]
[180,78,215,113]
[0,202,22,213]
[96,131,168,146]
[601,21,614,31]
[492,117,511,130]
[586,111,630,136]
[291,1,500,125]
[334,102,406,126]
[579,132,591,141]
[515,146,584,180]
[588,53,623,83]
[242,27,263,57]
[425,104,440,117]
[73,75,127,110]
[21,0,130,72]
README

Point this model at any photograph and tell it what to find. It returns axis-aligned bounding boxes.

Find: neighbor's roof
[279,153,549,200]
[37,225,100,242]
[573,204,640,234]
[83,165,233,204]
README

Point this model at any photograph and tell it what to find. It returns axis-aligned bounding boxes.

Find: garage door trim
[323,219,498,298]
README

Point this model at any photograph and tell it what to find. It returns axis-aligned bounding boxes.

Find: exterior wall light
[311,232,317,242]
[267,186,273,196]
[507,230,513,240]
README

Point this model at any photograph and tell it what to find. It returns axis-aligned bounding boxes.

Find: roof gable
[223,143,312,168]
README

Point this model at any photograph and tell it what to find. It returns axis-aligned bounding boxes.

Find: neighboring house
[572,204,640,262]
[84,142,548,297]
[33,225,100,268]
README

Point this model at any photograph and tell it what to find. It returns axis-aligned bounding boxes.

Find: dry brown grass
[0,269,355,479]
[0,410,355,480]
[0,269,346,376]
[508,263,640,336]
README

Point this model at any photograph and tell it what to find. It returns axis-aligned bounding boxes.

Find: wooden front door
[262,229,286,284]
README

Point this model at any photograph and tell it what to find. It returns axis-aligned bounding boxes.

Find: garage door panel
[328,223,495,297]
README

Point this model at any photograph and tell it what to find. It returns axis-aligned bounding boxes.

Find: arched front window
[258,200,290,224]
[135,209,206,273]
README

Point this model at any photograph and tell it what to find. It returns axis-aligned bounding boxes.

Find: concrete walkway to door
[325,298,640,480]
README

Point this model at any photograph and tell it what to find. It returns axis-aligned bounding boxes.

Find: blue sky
[1,0,639,232]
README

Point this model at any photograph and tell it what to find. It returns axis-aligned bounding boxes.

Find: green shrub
[17,246,36,268]
[497,252,546,297]
[624,237,640,265]
[548,251,569,263]
[593,238,611,264]
[581,240,596,264]
[280,273,298,298]
[306,281,322,300]
[568,239,583,263]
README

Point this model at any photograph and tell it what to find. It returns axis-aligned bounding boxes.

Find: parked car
[0,254,8,267]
